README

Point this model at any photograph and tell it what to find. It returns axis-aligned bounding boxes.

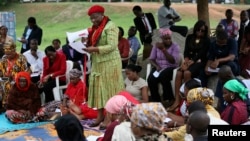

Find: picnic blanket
[0,116,104,141]
[0,113,50,135]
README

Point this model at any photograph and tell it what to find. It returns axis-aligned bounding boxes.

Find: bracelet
[174,121,177,127]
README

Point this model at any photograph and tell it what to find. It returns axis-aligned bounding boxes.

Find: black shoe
[99,125,106,130]
[89,122,101,127]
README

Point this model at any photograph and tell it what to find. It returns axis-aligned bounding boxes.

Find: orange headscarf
[15,72,31,91]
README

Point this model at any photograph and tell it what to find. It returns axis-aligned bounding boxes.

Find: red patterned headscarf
[15,71,31,91]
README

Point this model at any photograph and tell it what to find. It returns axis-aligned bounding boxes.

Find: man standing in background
[133,5,157,61]
[19,17,43,54]
[133,5,157,78]
[158,0,188,37]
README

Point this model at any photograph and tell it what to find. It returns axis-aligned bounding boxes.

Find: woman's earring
[230,95,235,100]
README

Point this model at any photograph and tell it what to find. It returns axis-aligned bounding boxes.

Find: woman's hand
[181,62,188,71]
[241,48,250,55]
[187,60,194,66]
[83,46,98,53]
[60,104,69,115]
[156,42,165,51]
[20,38,27,44]
[37,81,44,88]
[210,60,219,69]
[43,75,51,83]
[156,66,162,72]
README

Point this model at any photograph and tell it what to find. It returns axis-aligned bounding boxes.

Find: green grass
[0,2,247,53]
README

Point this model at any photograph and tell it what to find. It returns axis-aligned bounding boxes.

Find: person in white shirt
[157,0,188,37]
[23,39,45,83]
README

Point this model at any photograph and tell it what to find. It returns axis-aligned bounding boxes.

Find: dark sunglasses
[198,29,205,33]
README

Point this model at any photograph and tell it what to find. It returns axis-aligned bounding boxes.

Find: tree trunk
[197,0,210,34]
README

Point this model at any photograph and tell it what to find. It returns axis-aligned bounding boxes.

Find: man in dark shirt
[199,30,239,87]
[19,17,43,54]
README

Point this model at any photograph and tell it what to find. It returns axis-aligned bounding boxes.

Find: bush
[0,0,7,6]
[245,0,250,4]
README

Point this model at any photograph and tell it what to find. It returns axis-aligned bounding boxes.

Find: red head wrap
[88,5,105,16]
[15,71,31,91]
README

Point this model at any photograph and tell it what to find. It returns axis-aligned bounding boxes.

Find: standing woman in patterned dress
[83,5,124,127]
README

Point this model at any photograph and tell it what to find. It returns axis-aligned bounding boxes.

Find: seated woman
[221,79,249,125]
[164,87,223,141]
[0,42,30,112]
[124,64,148,103]
[130,103,172,140]
[97,94,138,141]
[239,26,250,78]
[169,20,210,112]
[60,68,98,120]
[0,25,14,58]
[166,79,201,127]
[5,72,41,123]
[147,28,180,104]
[38,46,66,103]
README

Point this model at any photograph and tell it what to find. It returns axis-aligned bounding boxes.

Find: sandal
[99,124,106,130]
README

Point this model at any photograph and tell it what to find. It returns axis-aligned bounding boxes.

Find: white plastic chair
[146,53,184,97]
[53,60,74,101]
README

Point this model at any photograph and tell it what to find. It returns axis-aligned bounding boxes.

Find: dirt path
[104,2,248,23]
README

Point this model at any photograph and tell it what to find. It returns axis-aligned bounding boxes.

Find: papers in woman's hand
[66,29,89,43]
[87,134,104,141]
[246,69,250,76]
[153,69,164,78]
[207,67,220,73]
[66,29,89,55]
[69,41,87,54]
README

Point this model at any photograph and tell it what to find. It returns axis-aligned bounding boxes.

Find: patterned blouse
[0,53,30,81]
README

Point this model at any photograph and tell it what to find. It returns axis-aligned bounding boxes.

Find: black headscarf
[54,114,86,141]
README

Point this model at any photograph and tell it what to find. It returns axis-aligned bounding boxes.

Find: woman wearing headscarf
[0,42,30,112]
[0,25,14,58]
[164,87,221,141]
[221,79,249,125]
[98,93,137,141]
[83,5,124,127]
[5,72,41,123]
[130,102,172,141]
[60,68,97,120]
[166,79,202,128]
[54,114,87,141]
[147,28,180,103]
[186,87,220,118]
